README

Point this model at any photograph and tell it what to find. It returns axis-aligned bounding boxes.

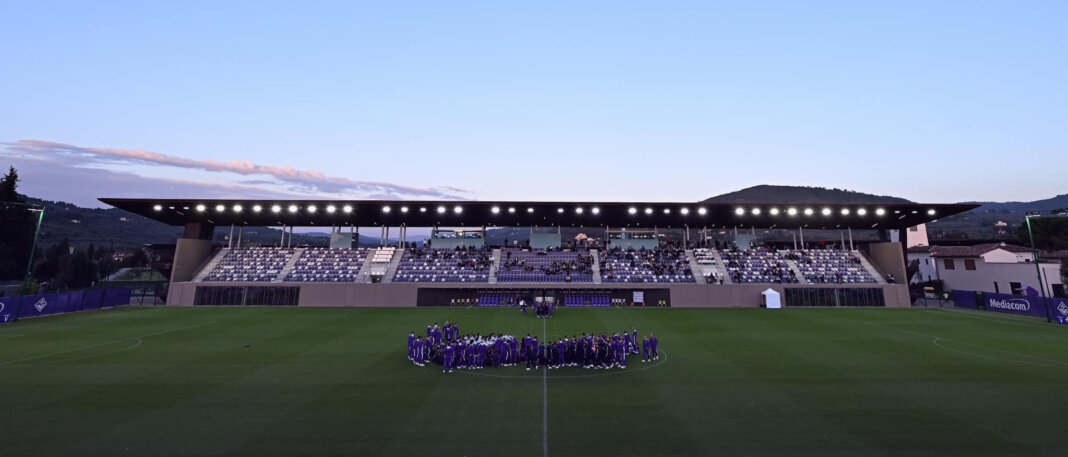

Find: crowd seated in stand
[785,249,876,284]
[393,246,491,283]
[285,247,367,282]
[204,247,295,282]
[497,248,594,283]
[479,293,525,307]
[563,294,610,307]
[600,247,694,283]
[719,247,798,284]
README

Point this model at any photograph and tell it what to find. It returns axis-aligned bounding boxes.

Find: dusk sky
[2,1,1065,208]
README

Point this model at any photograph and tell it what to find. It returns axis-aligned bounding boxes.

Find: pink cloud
[4,139,470,199]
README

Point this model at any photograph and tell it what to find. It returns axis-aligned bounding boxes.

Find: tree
[1062,258,1068,290]
[0,166,21,202]
[1015,218,1068,251]
[70,250,95,289]
[122,248,149,268]
[0,166,36,280]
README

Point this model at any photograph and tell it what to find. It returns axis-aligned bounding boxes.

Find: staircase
[590,249,602,284]
[854,251,888,284]
[489,248,501,284]
[685,249,707,284]
[710,249,733,284]
[193,248,229,282]
[380,248,405,283]
[356,249,378,283]
[274,248,305,282]
[784,259,807,284]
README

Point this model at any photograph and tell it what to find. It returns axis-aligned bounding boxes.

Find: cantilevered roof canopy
[99,198,978,230]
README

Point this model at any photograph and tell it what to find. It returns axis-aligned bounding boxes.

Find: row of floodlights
[733,207,935,217]
[152,204,936,217]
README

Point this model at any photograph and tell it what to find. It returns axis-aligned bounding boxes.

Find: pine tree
[0,166,36,280]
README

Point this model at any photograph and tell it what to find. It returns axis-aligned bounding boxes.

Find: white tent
[762,288,782,309]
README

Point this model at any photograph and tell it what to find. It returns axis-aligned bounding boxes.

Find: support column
[172,222,216,284]
[228,224,235,249]
[237,227,243,248]
[799,227,805,248]
[848,227,854,251]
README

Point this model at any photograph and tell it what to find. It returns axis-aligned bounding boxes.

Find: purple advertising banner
[17,294,61,318]
[102,289,131,308]
[82,290,104,310]
[980,292,1048,318]
[0,296,20,325]
[59,291,85,314]
[0,289,131,324]
[1048,297,1068,326]
[951,290,979,309]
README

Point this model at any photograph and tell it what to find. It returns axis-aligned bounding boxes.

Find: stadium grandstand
[100,198,977,308]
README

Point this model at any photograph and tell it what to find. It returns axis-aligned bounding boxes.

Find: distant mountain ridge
[703,185,912,204]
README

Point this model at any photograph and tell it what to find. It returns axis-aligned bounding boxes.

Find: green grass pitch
[1,306,1067,456]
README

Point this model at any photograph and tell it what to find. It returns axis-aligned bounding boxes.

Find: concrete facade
[167,280,912,308]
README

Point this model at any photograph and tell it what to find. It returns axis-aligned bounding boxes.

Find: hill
[926,194,1068,240]
[26,197,334,249]
[703,185,912,204]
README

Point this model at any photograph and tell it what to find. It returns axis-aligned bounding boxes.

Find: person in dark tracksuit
[650,333,659,360]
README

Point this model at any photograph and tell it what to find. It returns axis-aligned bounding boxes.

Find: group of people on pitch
[521,300,554,318]
[407,322,660,373]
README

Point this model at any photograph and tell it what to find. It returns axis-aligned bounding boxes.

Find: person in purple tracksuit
[509,336,518,366]
[531,336,539,369]
[623,331,632,354]
[631,328,638,353]
[466,343,477,369]
[412,337,424,366]
[556,339,566,368]
[443,344,454,373]
[407,332,415,360]
[645,331,653,360]
[641,336,650,362]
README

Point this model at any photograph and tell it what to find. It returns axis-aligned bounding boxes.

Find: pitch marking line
[863,321,1068,368]
[930,337,1068,368]
[542,318,548,457]
[0,320,216,368]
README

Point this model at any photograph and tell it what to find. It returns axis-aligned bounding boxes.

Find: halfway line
[542,317,548,457]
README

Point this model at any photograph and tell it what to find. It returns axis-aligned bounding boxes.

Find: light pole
[1023,209,1068,322]
[4,201,46,280]
[25,206,45,279]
